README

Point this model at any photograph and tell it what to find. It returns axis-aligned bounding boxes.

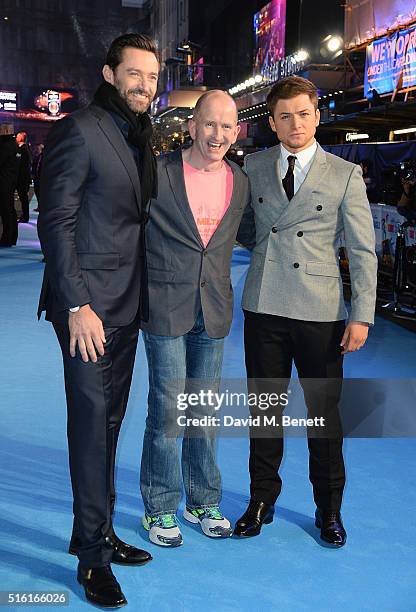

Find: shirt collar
[280,141,317,170]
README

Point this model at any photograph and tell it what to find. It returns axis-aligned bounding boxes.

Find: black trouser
[53,316,139,567]
[17,183,30,221]
[33,181,40,206]
[0,188,18,245]
[244,310,345,512]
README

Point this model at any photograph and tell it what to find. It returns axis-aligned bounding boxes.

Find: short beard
[113,79,148,115]
[121,89,146,115]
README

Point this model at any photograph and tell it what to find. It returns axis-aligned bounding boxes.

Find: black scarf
[93,80,157,204]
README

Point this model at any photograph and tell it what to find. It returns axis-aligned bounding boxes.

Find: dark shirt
[109,111,141,172]
[17,144,32,186]
[0,135,20,190]
[32,151,43,183]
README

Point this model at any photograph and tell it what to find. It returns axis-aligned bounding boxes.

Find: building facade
[0,0,150,141]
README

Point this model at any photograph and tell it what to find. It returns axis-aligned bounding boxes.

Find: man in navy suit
[38,33,159,608]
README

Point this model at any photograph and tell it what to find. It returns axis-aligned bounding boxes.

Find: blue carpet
[0,204,415,611]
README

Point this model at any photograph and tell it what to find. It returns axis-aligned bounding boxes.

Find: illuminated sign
[193,57,204,86]
[364,24,416,97]
[0,87,77,120]
[254,0,286,77]
[47,91,61,116]
[346,133,369,141]
[0,90,18,112]
[263,52,307,83]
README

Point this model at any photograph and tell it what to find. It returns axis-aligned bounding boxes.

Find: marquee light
[229,75,263,95]
[346,133,369,141]
[228,49,309,97]
[393,127,416,134]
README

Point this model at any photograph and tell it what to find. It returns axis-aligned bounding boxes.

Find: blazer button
[200,281,206,287]
[293,263,299,268]
[297,231,303,237]
[271,226,278,233]
[259,197,263,203]
[203,250,207,256]
[316,205,323,211]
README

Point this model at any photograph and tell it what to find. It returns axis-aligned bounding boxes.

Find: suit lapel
[166,150,247,248]
[224,159,244,214]
[291,144,328,206]
[254,147,287,224]
[92,106,142,211]
[273,144,329,226]
[205,159,244,244]
[273,148,290,218]
[166,149,205,247]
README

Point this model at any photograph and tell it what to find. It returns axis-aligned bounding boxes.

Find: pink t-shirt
[183,160,234,247]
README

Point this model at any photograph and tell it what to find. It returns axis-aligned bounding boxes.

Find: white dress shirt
[279,141,318,196]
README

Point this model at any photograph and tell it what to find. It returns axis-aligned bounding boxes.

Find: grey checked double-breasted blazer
[237,143,378,324]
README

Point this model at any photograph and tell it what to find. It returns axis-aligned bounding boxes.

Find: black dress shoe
[234,500,274,537]
[70,534,152,566]
[315,509,346,547]
[77,564,127,608]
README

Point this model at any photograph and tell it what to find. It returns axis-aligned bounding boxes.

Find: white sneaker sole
[183,508,233,538]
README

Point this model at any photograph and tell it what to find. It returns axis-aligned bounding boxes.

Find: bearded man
[37,33,159,608]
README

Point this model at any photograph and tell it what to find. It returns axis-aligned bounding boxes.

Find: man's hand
[68,304,106,363]
[340,321,369,355]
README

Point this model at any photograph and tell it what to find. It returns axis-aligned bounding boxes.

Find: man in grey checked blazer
[234,76,377,546]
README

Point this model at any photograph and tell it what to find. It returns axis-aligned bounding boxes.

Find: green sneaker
[142,513,183,547]
[183,505,233,538]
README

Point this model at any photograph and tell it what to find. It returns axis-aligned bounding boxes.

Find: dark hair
[106,33,160,71]
[266,76,318,115]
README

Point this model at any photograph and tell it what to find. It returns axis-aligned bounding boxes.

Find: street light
[298,0,303,50]
[177,40,201,55]
[327,35,343,52]
[176,46,193,55]
[294,49,309,62]
[320,35,344,60]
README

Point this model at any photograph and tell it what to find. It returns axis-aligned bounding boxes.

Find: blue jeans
[140,311,224,516]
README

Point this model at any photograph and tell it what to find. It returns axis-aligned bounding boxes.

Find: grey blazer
[141,148,249,338]
[237,143,378,324]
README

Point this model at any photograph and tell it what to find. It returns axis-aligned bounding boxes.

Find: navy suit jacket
[37,104,149,325]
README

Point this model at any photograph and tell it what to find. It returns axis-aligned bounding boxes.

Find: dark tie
[282,155,297,201]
